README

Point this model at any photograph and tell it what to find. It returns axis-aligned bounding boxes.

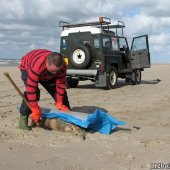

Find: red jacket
[19,49,67,107]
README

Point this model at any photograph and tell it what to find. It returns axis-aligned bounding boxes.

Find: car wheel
[106,66,118,90]
[70,45,92,69]
[66,78,79,88]
[131,69,141,85]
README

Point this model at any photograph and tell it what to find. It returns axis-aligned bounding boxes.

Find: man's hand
[55,102,70,112]
[31,106,41,123]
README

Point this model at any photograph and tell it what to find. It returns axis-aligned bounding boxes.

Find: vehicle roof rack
[59,17,111,30]
[102,21,125,36]
[59,17,125,36]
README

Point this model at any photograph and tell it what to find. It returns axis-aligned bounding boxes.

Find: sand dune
[0,64,170,170]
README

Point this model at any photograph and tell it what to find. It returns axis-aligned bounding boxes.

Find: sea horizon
[0,57,170,67]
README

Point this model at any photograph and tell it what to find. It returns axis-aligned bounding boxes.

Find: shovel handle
[4,72,32,111]
[4,72,43,127]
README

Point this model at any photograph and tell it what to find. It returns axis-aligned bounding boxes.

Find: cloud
[0,0,170,63]
[124,15,161,36]
[0,33,5,38]
[0,23,38,31]
[141,0,170,18]
[150,33,170,46]
[0,0,25,20]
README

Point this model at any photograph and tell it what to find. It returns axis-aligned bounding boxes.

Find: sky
[0,0,170,63]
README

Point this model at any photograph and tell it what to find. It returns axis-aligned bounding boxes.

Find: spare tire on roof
[70,45,92,69]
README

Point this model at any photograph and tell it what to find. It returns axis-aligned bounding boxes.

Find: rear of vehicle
[59,17,151,89]
[59,20,107,88]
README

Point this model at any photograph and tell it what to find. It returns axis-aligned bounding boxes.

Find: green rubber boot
[19,114,30,130]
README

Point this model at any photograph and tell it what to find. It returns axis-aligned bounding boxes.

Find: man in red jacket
[19,49,71,130]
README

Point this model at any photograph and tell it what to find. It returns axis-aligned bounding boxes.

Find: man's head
[46,52,64,74]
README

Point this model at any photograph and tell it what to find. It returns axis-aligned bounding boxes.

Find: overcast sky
[0,0,170,63]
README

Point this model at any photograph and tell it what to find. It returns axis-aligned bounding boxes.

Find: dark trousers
[20,70,70,115]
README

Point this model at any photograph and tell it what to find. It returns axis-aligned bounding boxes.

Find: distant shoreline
[0,58,169,67]
[0,63,170,67]
[0,58,20,67]
[0,64,19,67]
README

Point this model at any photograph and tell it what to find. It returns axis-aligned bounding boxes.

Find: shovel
[4,72,43,127]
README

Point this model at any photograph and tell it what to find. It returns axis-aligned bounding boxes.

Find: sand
[0,64,170,170]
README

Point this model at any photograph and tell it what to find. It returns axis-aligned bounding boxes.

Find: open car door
[129,35,150,69]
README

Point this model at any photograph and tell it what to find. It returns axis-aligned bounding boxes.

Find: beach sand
[0,64,170,170]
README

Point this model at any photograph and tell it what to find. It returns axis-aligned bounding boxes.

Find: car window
[132,36,147,51]
[61,38,67,50]
[94,38,100,48]
[103,36,111,49]
[119,37,127,49]
[111,37,118,50]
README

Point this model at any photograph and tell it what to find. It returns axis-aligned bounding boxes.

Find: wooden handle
[4,72,32,111]
[4,72,43,127]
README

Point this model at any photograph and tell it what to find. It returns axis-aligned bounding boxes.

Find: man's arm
[55,62,67,103]
[26,67,40,107]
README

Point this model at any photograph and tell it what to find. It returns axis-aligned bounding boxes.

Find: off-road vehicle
[59,17,150,89]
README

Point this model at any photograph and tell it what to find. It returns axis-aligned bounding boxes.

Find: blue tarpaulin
[41,108,127,134]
